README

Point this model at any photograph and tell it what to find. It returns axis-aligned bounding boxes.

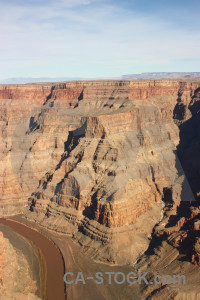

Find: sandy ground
[2,215,198,300]
[6,214,142,300]
[0,223,42,298]
[0,217,65,300]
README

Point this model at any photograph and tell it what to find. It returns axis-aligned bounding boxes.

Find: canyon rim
[1,79,200,299]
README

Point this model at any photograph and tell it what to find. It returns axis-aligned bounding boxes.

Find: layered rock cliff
[0,80,200,268]
[134,82,200,299]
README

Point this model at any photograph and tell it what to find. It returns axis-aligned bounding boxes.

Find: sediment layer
[0,79,200,265]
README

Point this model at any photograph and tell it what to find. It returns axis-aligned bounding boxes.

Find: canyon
[0,79,200,299]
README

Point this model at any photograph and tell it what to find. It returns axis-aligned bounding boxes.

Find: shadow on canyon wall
[144,87,200,260]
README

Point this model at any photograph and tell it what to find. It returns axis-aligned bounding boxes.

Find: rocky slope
[136,82,200,299]
[0,80,200,269]
[0,231,40,299]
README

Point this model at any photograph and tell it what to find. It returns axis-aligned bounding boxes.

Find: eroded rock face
[134,85,200,299]
[0,232,40,300]
[0,80,200,265]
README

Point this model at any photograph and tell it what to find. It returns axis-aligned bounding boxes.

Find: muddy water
[0,223,43,297]
[0,218,65,300]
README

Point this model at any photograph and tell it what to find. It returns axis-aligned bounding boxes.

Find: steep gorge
[0,80,200,269]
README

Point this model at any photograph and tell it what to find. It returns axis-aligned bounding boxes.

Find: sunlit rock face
[0,80,200,264]
[0,232,40,299]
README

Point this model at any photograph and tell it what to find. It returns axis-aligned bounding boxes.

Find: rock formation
[134,81,200,299]
[0,80,200,270]
[0,232,40,299]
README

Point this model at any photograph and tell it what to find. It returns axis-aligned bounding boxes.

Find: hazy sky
[0,0,200,79]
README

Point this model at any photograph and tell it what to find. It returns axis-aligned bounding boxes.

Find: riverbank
[8,214,141,300]
[0,218,66,300]
[0,223,44,298]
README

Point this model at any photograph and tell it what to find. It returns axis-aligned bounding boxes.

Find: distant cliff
[122,72,200,80]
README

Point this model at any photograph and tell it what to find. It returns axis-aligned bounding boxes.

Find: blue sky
[0,0,200,79]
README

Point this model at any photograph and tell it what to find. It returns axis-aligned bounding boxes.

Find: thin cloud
[0,0,200,78]
[60,0,102,7]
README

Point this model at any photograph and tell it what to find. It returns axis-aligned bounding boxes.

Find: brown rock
[0,79,200,265]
